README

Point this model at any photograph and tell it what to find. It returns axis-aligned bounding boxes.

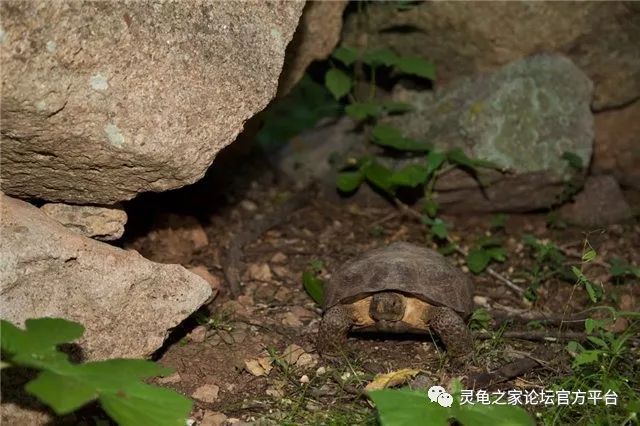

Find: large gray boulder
[386,54,593,212]
[0,193,212,360]
[0,1,304,204]
[342,1,640,111]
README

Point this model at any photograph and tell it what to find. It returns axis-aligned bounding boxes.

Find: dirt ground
[122,152,640,425]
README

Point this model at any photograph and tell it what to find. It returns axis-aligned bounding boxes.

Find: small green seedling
[303,260,325,306]
[466,237,507,274]
[0,318,191,426]
[468,308,492,331]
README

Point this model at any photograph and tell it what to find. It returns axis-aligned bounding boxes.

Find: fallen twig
[474,330,586,342]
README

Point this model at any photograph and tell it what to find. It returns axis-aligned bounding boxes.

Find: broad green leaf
[447,148,499,170]
[573,349,600,366]
[467,249,491,274]
[453,403,535,426]
[486,246,507,262]
[585,282,600,303]
[302,271,324,305]
[368,389,449,426]
[430,218,448,240]
[332,46,359,66]
[1,318,84,356]
[469,308,492,331]
[364,161,394,192]
[390,164,429,187]
[382,101,414,114]
[395,56,436,80]
[325,68,352,100]
[336,171,364,192]
[362,48,398,68]
[100,382,192,426]
[345,102,380,120]
[586,336,608,349]
[561,151,583,170]
[26,371,97,415]
[371,124,431,152]
[72,360,172,390]
[425,150,446,176]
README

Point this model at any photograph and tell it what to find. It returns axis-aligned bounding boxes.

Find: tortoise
[317,242,474,358]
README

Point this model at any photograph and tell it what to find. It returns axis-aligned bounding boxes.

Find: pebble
[270,252,288,263]
[188,266,222,292]
[200,411,228,426]
[187,325,208,343]
[300,375,310,384]
[247,263,272,282]
[157,372,181,384]
[192,384,220,403]
[282,312,303,327]
[240,200,258,212]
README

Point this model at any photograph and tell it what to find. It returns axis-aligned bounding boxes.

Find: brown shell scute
[324,242,474,317]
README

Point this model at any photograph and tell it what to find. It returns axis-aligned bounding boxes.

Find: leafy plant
[468,308,492,331]
[369,385,534,426]
[466,237,507,274]
[302,260,325,305]
[0,318,191,426]
[522,235,573,301]
[609,257,640,283]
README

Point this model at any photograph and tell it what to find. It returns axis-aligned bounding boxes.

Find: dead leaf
[365,368,421,391]
[244,356,273,377]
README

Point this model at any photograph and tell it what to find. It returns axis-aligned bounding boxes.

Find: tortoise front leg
[427,306,473,361]
[317,305,353,356]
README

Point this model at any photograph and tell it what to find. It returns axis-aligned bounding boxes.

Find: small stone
[274,286,291,302]
[282,344,306,366]
[187,325,208,343]
[295,353,316,368]
[192,384,220,403]
[473,296,489,307]
[282,312,303,327]
[244,357,273,376]
[300,374,310,384]
[558,175,632,226]
[188,266,222,292]
[315,366,326,376]
[271,265,290,279]
[265,387,284,398]
[270,252,288,264]
[240,200,258,212]
[290,306,316,320]
[200,411,228,426]
[157,372,182,384]
[247,263,272,282]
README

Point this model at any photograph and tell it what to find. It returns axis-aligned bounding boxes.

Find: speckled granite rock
[0,1,304,204]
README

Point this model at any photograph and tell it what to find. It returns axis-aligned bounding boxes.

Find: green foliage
[370,124,432,152]
[1,318,191,426]
[345,102,381,120]
[468,308,492,331]
[303,260,325,305]
[609,257,640,282]
[336,170,365,193]
[561,151,584,170]
[332,46,359,67]
[257,75,339,150]
[522,235,572,301]
[325,68,353,100]
[489,214,508,231]
[394,56,436,80]
[466,237,507,274]
[369,387,534,426]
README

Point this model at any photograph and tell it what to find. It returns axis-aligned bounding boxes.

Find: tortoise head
[369,292,406,321]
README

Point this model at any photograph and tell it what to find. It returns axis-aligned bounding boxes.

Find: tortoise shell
[324,242,474,317]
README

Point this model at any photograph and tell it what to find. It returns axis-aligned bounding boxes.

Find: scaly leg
[427,306,473,362]
[317,305,353,356]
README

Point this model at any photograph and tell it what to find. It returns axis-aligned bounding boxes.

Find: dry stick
[224,188,314,297]
[391,197,525,296]
[473,330,586,342]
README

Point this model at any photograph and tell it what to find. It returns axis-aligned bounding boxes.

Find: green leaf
[362,48,398,68]
[469,308,492,331]
[390,164,429,187]
[371,124,431,152]
[467,249,491,274]
[447,148,499,171]
[573,349,600,366]
[336,171,364,192]
[72,360,173,389]
[423,198,439,218]
[332,46,359,67]
[561,151,583,170]
[582,248,597,263]
[368,389,449,426]
[1,317,84,356]
[100,382,192,426]
[26,371,97,415]
[364,161,394,192]
[489,214,508,230]
[586,336,608,349]
[345,102,380,120]
[382,101,414,114]
[394,56,436,80]
[302,271,324,305]
[325,68,352,100]
[430,218,448,240]
[486,246,507,262]
[453,403,535,426]
[425,150,446,176]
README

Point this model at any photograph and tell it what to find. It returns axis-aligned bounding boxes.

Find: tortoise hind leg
[427,306,473,361]
[317,305,353,356]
